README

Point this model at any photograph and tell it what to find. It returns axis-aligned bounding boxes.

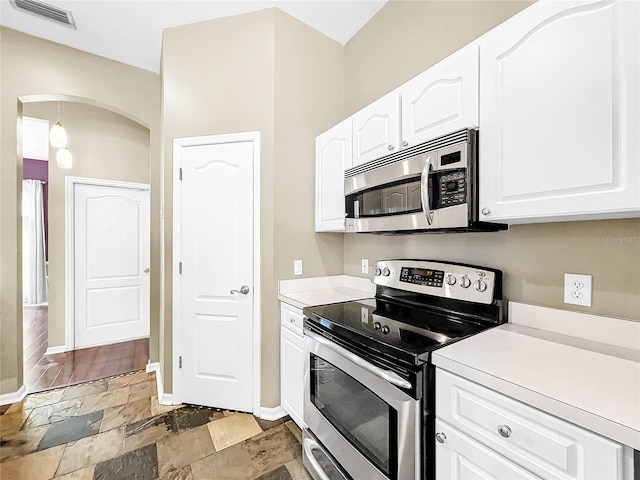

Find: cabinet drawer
[281,303,304,334]
[436,369,626,480]
[435,419,542,480]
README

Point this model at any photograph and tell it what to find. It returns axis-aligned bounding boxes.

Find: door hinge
[179,262,182,274]
[179,356,182,369]
[179,168,183,181]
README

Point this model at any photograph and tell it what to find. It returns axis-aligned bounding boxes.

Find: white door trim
[64,176,151,352]
[172,131,262,416]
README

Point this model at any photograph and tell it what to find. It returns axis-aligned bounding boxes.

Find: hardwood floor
[23,306,149,393]
[22,306,49,383]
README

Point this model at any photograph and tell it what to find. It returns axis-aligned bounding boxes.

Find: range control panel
[399,267,445,287]
[374,260,498,305]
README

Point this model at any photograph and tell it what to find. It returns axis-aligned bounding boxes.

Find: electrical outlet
[361,306,369,324]
[294,260,303,276]
[564,273,592,306]
[361,258,369,274]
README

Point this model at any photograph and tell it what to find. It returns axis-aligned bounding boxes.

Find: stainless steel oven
[302,260,505,480]
[344,129,506,234]
[303,327,420,480]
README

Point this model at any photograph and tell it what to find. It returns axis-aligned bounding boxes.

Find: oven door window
[310,354,398,479]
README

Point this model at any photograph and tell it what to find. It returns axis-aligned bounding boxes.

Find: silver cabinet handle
[435,432,447,444]
[481,207,491,216]
[306,331,411,389]
[420,155,434,225]
[144,268,150,274]
[497,425,512,438]
[387,144,395,151]
[289,317,296,323]
[230,285,250,295]
[402,140,408,147]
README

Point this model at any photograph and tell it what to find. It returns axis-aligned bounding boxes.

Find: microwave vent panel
[345,128,469,178]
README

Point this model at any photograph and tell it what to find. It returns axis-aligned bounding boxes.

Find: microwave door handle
[306,331,412,389]
[421,155,434,225]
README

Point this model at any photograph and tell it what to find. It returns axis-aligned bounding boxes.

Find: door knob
[230,285,250,295]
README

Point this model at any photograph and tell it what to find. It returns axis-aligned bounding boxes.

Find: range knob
[475,279,488,292]
[374,322,382,330]
[382,267,390,277]
[445,274,456,286]
[374,266,382,276]
[460,276,471,288]
[381,326,390,334]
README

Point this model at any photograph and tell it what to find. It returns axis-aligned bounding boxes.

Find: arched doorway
[19,95,152,393]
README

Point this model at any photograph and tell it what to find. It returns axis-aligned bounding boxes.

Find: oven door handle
[420,154,434,225]
[307,331,412,390]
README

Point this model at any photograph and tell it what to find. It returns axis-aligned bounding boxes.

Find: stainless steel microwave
[344,129,506,234]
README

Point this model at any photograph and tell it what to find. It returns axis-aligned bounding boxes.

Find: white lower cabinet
[435,369,630,480]
[280,303,305,428]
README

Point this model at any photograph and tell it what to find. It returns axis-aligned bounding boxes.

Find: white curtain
[22,179,48,304]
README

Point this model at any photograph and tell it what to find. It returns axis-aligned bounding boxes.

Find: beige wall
[0,27,161,394]
[273,10,345,403]
[342,0,640,321]
[161,9,344,406]
[344,0,533,114]
[161,8,276,400]
[23,101,150,348]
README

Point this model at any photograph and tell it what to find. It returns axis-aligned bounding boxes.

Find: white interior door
[74,182,150,349]
[175,135,257,412]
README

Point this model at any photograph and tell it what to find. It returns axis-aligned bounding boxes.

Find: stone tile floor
[0,370,310,480]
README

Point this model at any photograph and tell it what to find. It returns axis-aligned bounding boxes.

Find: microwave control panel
[437,169,467,208]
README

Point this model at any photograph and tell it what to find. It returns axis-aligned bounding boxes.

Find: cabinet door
[435,420,543,480]
[401,43,479,148]
[479,0,640,223]
[352,90,401,167]
[437,369,627,480]
[280,326,304,428]
[315,119,350,232]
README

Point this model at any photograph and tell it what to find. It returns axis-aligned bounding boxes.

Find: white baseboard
[146,362,175,406]
[260,405,287,421]
[0,385,27,406]
[45,345,66,355]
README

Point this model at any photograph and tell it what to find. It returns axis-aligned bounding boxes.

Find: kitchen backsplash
[344,218,640,322]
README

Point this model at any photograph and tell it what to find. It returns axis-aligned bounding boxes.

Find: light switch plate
[564,273,592,306]
[361,258,369,274]
[294,260,303,276]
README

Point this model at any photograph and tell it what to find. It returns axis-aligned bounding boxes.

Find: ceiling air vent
[11,0,76,28]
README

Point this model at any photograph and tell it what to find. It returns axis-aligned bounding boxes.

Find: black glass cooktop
[304,297,493,366]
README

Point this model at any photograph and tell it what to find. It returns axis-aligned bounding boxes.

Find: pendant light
[56,147,73,169]
[49,102,68,148]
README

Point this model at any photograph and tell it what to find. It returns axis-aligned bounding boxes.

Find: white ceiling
[0,0,388,73]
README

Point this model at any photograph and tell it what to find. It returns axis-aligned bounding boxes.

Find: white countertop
[432,302,640,450]
[278,274,376,309]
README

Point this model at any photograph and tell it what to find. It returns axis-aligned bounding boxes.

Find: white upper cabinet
[479,0,640,223]
[315,119,351,232]
[401,43,479,148]
[351,90,401,167]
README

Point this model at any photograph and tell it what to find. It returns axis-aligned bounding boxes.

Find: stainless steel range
[302,259,504,480]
